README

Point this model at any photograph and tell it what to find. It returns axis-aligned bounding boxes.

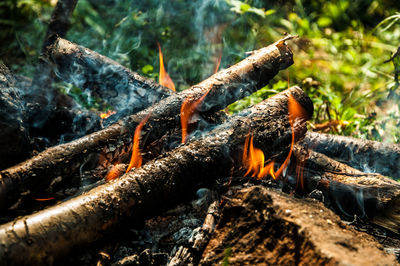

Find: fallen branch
[0,37,294,210]
[302,132,400,180]
[291,145,400,233]
[47,38,173,118]
[0,87,313,264]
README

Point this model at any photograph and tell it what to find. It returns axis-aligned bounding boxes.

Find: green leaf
[317,17,332,27]
[142,64,154,74]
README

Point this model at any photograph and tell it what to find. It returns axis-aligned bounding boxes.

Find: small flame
[242,93,307,182]
[100,110,116,120]
[126,114,151,173]
[105,163,124,181]
[214,52,222,74]
[157,43,175,91]
[180,91,209,143]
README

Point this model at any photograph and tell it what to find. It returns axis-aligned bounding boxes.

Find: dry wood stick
[302,132,400,180]
[0,37,294,210]
[0,87,313,264]
[47,38,173,118]
[292,145,400,233]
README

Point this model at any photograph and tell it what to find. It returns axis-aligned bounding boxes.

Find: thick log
[47,38,173,118]
[0,37,294,210]
[302,132,400,180]
[199,186,397,265]
[0,63,31,169]
[0,87,313,264]
[291,146,400,233]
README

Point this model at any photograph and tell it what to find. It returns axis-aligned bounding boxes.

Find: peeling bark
[0,87,313,264]
[0,37,294,210]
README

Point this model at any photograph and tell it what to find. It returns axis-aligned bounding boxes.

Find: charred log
[47,38,173,118]
[199,186,397,265]
[291,146,400,234]
[0,37,294,210]
[0,63,31,169]
[0,87,313,264]
[302,132,400,180]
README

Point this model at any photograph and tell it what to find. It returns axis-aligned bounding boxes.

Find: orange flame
[126,114,151,173]
[242,93,307,182]
[157,43,175,91]
[214,52,222,74]
[180,91,209,143]
[105,163,124,181]
[100,110,116,120]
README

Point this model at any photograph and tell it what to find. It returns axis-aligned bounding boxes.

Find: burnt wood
[0,87,313,264]
[0,63,31,169]
[302,132,400,180]
[0,37,294,211]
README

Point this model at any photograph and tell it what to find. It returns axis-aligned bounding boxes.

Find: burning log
[46,38,173,118]
[302,132,400,180]
[0,36,294,210]
[292,146,400,233]
[200,186,397,265]
[0,87,313,264]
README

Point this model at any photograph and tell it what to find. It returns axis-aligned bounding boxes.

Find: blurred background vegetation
[1,0,400,142]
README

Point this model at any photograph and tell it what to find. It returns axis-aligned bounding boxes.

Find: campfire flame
[242,93,307,182]
[158,43,176,91]
[126,114,151,173]
[105,163,124,181]
[100,110,116,120]
[214,52,222,74]
[180,91,209,143]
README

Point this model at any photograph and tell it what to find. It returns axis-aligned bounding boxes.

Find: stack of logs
[1,1,400,265]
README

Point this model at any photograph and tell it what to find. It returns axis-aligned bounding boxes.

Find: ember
[99,110,116,120]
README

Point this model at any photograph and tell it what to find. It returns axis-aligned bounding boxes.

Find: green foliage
[2,0,400,142]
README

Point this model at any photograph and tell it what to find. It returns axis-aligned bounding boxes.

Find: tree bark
[301,132,400,180]
[46,38,173,120]
[291,145,400,233]
[0,86,313,265]
[0,37,294,211]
